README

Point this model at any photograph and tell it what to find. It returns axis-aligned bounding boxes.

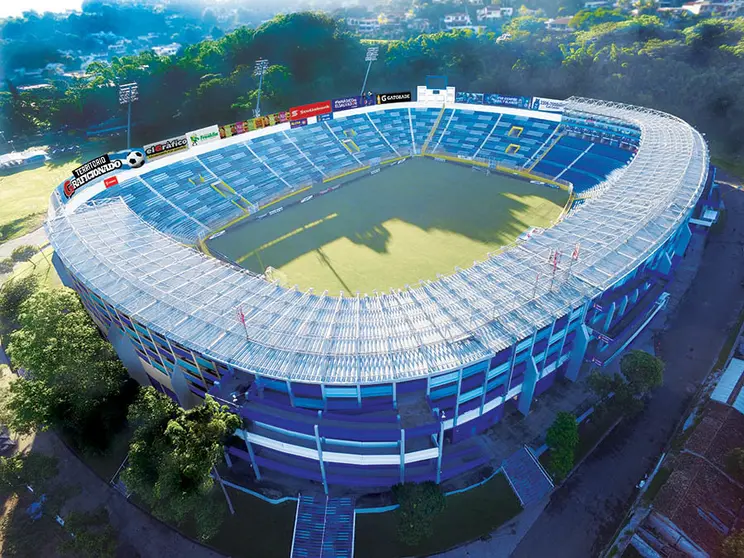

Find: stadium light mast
[118,82,138,150]
[360,47,379,96]
[253,59,270,118]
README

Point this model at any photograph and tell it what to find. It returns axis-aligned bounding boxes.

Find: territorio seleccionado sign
[64,154,123,198]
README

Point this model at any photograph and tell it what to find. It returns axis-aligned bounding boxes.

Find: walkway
[502,446,553,508]
[0,226,48,259]
[291,494,354,558]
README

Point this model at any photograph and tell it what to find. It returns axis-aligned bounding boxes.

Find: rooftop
[46,98,708,385]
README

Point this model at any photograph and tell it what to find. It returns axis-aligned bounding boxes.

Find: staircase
[502,446,554,507]
[524,126,564,172]
[420,105,447,155]
[291,494,355,558]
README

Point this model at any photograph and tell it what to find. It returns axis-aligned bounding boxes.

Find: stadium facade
[45,85,718,493]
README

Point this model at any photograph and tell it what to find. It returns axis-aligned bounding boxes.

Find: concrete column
[436,421,444,484]
[241,428,261,481]
[285,380,296,407]
[618,295,629,321]
[518,357,539,416]
[453,367,464,427]
[314,425,328,495]
[656,252,673,276]
[602,301,616,333]
[566,324,590,382]
[400,429,406,484]
[674,223,692,256]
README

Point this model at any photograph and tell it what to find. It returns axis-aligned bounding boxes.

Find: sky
[0,0,83,19]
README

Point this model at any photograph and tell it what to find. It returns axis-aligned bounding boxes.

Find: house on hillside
[444,12,472,28]
[476,6,514,22]
[545,16,575,31]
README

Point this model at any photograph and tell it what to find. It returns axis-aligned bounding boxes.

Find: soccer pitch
[207,158,569,295]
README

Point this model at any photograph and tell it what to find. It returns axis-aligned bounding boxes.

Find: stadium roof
[47,98,708,384]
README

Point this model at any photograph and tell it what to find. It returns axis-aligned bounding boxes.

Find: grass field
[355,472,522,558]
[208,158,568,294]
[0,162,79,244]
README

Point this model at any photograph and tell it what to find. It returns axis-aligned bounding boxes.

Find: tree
[546,412,579,479]
[0,259,14,274]
[59,507,118,558]
[722,530,744,558]
[0,273,38,335]
[620,350,664,396]
[0,453,58,495]
[392,481,446,546]
[9,245,37,263]
[122,388,241,540]
[725,448,744,483]
[2,288,134,450]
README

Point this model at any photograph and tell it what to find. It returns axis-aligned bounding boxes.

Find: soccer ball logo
[126,151,145,169]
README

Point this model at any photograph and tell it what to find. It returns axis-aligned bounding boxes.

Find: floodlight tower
[253,59,270,118]
[118,82,138,150]
[360,47,379,96]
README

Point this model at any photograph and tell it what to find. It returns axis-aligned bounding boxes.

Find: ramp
[291,494,355,558]
[502,446,553,507]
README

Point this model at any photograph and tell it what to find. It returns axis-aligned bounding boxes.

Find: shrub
[392,481,446,546]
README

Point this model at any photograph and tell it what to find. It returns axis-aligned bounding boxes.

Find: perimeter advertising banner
[60,148,146,199]
[376,91,412,105]
[144,135,189,160]
[530,97,566,113]
[318,113,333,122]
[290,118,308,129]
[187,125,220,148]
[218,111,290,138]
[455,92,485,105]
[484,93,533,110]
[289,100,332,121]
[331,94,376,112]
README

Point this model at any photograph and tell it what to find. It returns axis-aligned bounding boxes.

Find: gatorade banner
[376,91,412,105]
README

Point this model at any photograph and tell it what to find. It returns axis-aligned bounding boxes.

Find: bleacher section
[533,135,632,193]
[291,494,354,558]
[89,104,637,243]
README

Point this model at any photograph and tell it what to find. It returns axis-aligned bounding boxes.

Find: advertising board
[187,125,221,148]
[144,135,189,160]
[455,92,485,105]
[376,91,412,105]
[484,94,533,110]
[290,119,308,129]
[530,97,566,113]
[61,148,146,199]
[289,100,332,120]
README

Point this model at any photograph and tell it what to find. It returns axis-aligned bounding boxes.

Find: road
[0,226,49,259]
[512,184,744,558]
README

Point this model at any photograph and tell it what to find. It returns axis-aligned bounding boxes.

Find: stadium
[45,83,716,494]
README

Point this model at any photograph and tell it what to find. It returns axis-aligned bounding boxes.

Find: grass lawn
[0,162,80,244]
[208,158,568,294]
[642,466,671,504]
[540,405,624,478]
[4,246,61,289]
[178,487,297,558]
[355,472,522,558]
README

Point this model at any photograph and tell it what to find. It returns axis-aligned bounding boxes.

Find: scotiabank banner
[144,135,189,160]
[289,100,332,120]
[376,91,412,105]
